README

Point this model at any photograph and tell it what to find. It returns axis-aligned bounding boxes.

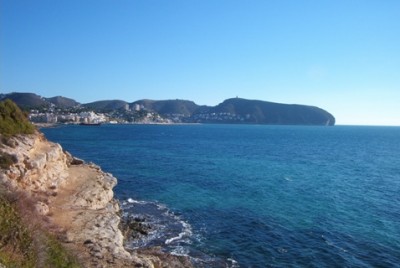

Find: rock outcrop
[0,132,192,267]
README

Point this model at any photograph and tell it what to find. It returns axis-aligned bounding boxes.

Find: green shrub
[0,99,35,137]
[0,152,17,169]
[44,235,81,268]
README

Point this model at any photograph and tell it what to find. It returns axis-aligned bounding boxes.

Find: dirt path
[49,165,95,231]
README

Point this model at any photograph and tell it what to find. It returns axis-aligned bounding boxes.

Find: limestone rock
[35,201,49,215]
[0,133,193,267]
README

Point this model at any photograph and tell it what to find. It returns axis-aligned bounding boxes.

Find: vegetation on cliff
[0,99,35,137]
[0,99,35,169]
[0,152,17,170]
[0,188,81,267]
[0,192,35,267]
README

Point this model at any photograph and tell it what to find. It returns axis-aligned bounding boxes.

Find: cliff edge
[0,132,192,267]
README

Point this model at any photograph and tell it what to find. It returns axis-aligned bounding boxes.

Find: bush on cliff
[0,152,17,169]
[0,99,35,137]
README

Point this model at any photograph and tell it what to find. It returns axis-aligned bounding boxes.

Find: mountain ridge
[0,92,335,125]
[199,98,335,125]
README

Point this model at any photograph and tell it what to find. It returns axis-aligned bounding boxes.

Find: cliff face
[0,133,192,267]
[1,134,69,194]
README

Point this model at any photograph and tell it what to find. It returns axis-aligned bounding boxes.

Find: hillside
[0,93,80,110]
[133,99,205,116]
[0,92,49,110]
[192,98,335,125]
[46,96,80,108]
[83,100,128,112]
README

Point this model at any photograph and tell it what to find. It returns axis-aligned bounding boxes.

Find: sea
[42,124,400,267]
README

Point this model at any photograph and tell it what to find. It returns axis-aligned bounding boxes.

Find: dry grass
[0,190,36,267]
[0,185,81,268]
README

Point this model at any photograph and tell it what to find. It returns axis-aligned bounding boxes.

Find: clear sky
[1,0,399,125]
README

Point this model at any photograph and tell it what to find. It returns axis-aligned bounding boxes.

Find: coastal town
[28,103,173,125]
[26,99,253,125]
[28,108,251,125]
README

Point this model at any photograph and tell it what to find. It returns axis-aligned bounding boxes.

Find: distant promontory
[0,92,335,126]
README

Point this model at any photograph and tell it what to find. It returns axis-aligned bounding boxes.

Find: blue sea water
[42,124,400,267]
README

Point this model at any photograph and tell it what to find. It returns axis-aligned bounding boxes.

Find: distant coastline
[1,92,335,126]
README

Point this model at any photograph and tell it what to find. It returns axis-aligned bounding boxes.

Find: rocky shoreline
[0,132,193,267]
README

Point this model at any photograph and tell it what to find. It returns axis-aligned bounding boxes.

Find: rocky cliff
[0,132,192,267]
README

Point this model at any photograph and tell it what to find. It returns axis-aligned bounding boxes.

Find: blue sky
[1,0,399,125]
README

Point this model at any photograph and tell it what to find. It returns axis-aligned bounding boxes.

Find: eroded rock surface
[0,133,192,267]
